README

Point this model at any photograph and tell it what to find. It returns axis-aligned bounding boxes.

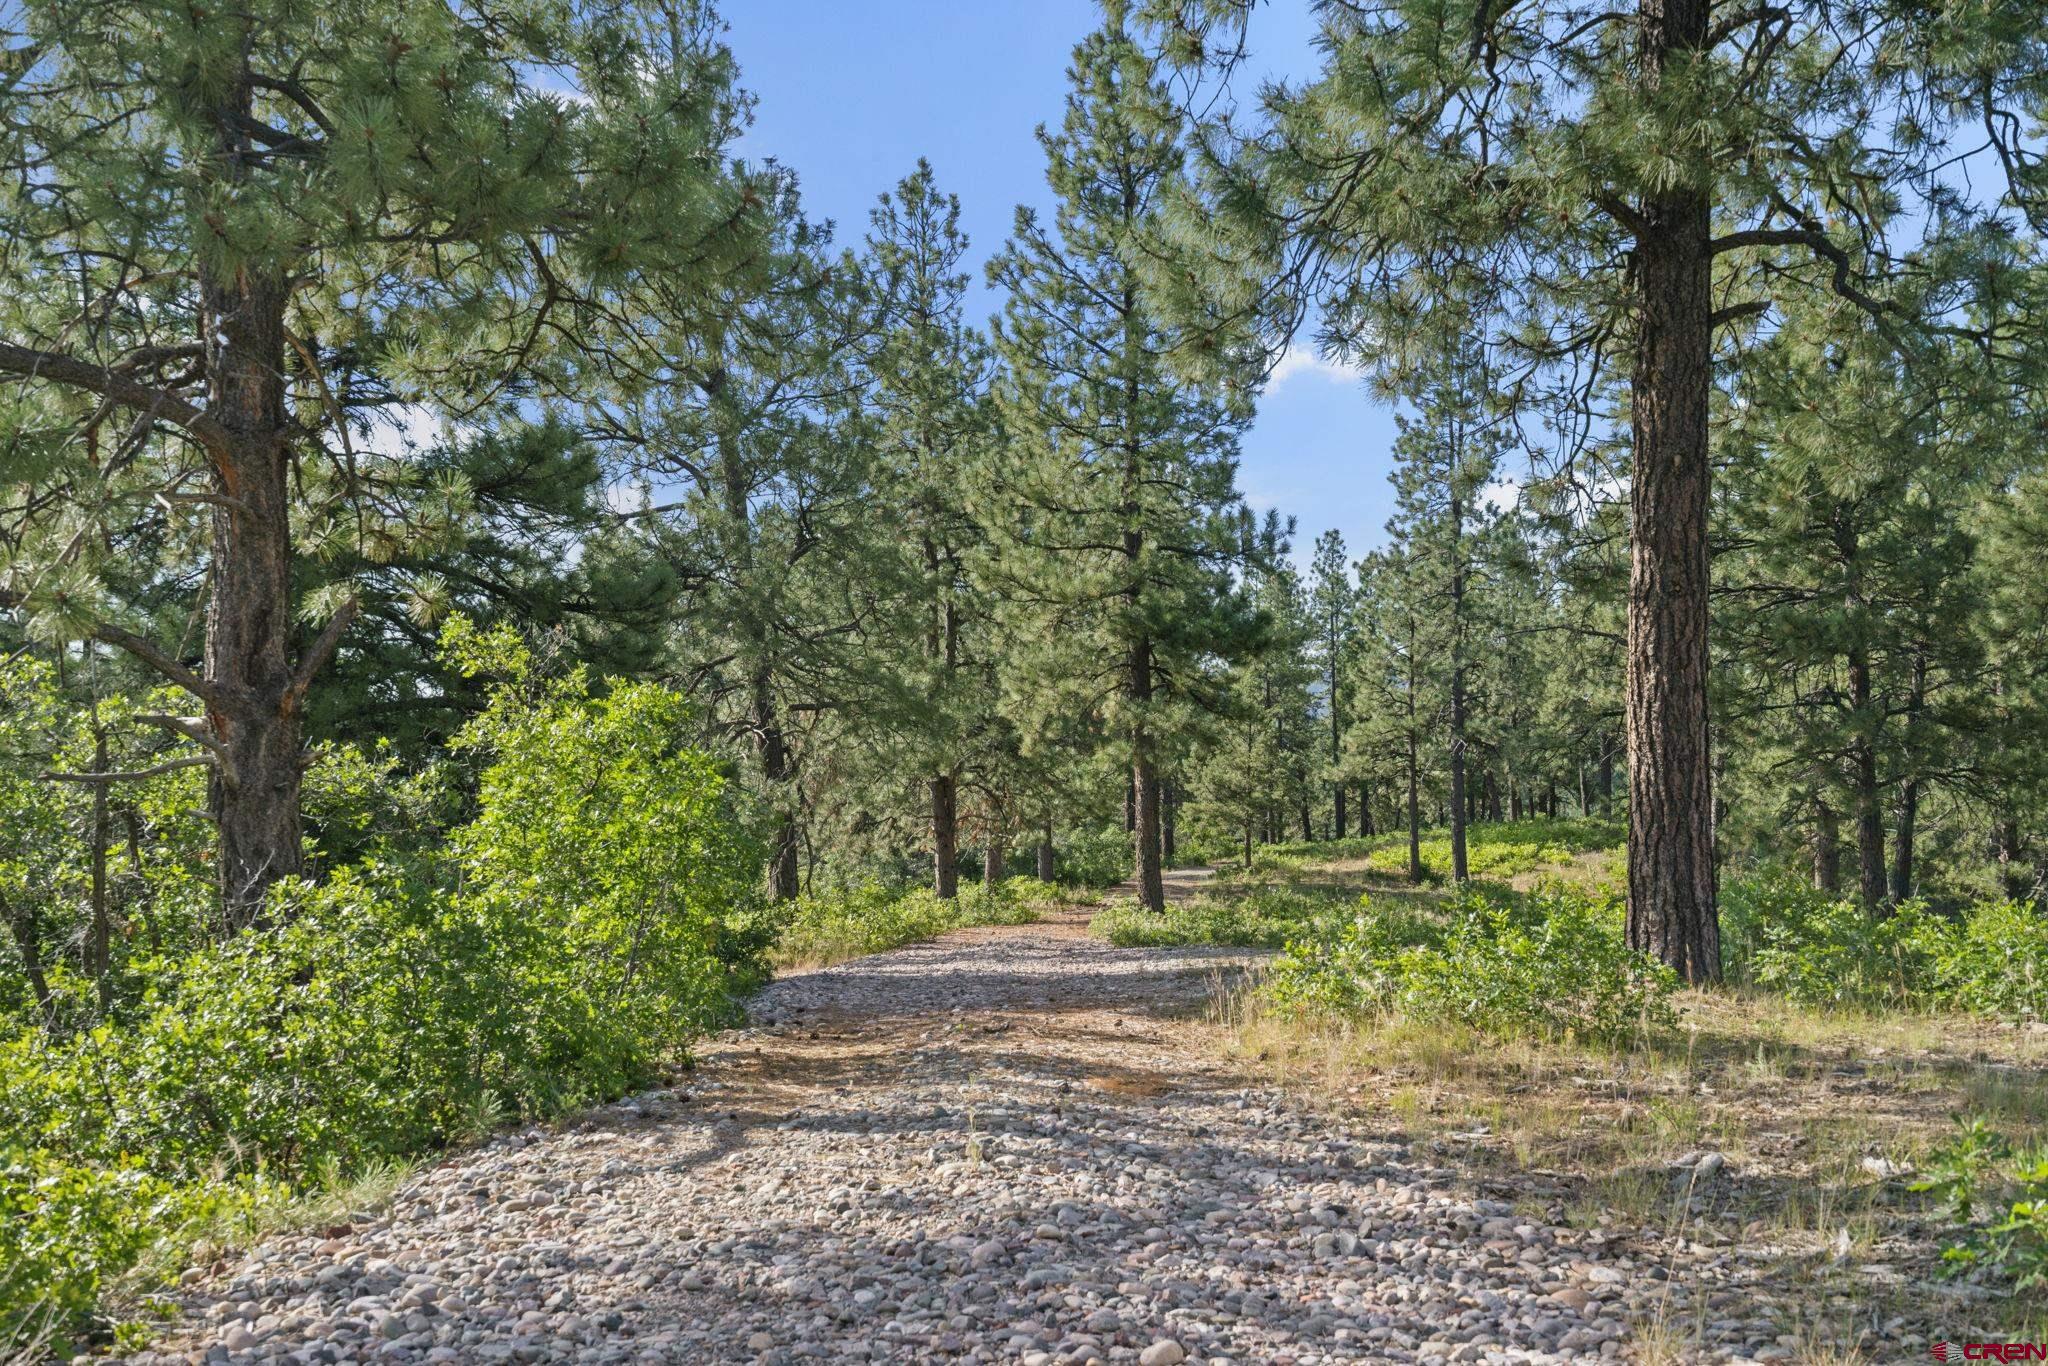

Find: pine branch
[46,755,214,784]
[0,341,232,457]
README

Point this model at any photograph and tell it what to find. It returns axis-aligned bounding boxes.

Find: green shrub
[1057,825,1133,887]
[0,622,760,1349]
[1355,818,1623,883]
[773,882,1038,966]
[0,1147,263,1358]
[1091,885,1337,949]
[1268,885,1676,1045]
[1913,1118,2048,1293]
[1922,898,2048,1021]
[1724,874,2047,1019]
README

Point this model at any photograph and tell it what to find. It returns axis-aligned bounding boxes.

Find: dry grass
[1204,849,2048,1343]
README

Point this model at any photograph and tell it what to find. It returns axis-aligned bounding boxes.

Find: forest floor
[131,865,2039,1366]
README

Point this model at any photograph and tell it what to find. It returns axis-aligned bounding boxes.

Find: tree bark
[1889,653,1926,904]
[1890,779,1917,905]
[1812,799,1841,893]
[927,538,961,899]
[1406,731,1423,884]
[984,831,1006,888]
[1130,631,1165,910]
[931,774,959,899]
[202,263,313,929]
[89,724,112,1010]
[1622,0,1719,983]
[1848,645,1887,910]
[1162,782,1177,865]
[1036,820,1055,882]
[1449,485,1470,881]
[760,701,800,903]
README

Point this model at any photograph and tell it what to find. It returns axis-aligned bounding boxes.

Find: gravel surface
[126,873,1916,1364]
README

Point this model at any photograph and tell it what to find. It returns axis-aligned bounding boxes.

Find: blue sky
[721,1,1405,567]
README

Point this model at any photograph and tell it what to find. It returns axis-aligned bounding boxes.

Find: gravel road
[128,873,1873,1365]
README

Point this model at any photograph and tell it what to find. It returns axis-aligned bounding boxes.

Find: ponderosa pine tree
[0,0,761,926]
[985,9,1261,913]
[1718,292,2009,909]
[596,179,875,902]
[1146,0,2048,980]
[1384,342,1510,882]
[1348,544,1435,883]
[864,162,999,899]
[1307,529,1356,839]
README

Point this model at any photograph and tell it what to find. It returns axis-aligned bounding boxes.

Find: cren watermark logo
[1931,1344,2048,1362]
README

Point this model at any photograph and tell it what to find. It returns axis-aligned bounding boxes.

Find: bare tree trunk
[1994,819,2023,897]
[1162,782,1177,865]
[1406,732,1423,884]
[1813,799,1841,893]
[931,774,959,899]
[1890,654,1926,904]
[203,263,314,930]
[1890,780,1918,905]
[1622,0,1719,983]
[984,830,1006,888]
[1037,819,1055,882]
[1130,630,1165,911]
[927,540,961,899]
[89,724,111,1010]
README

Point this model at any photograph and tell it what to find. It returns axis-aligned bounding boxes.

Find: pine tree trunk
[202,263,309,930]
[931,773,959,899]
[1133,752,1165,911]
[1360,782,1374,837]
[760,706,800,903]
[984,833,1006,888]
[1848,646,1887,910]
[927,540,961,899]
[1889,654,1926,904]
[1994,819,2022,897]
[1406,730,1423,884]
[1334,784,1347,841]
[1037,819,1056,882]
[89,725,111,1009]
[1162,783,1177,865]
[1813,799,1841,893]
[1891,779,1918,904]
[1622,0,1719,983]
[1449,488,1470,881]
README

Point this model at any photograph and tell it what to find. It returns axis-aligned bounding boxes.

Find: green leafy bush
[0,622,760,1348]
[772,882,1038,966]
[1056,825,1134,887]
[1268,885,1677,1044]
[1724,874,2047,1019]
[1358,818,1623,883]
[1913,1118,2048,1293]
[0,1147,262,1359]
[1090,886,1337,949]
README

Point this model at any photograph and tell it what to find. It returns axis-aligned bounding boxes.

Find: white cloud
[1479,473,1520,516]
[359,404,446,459]
[1268,344,1367,390]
